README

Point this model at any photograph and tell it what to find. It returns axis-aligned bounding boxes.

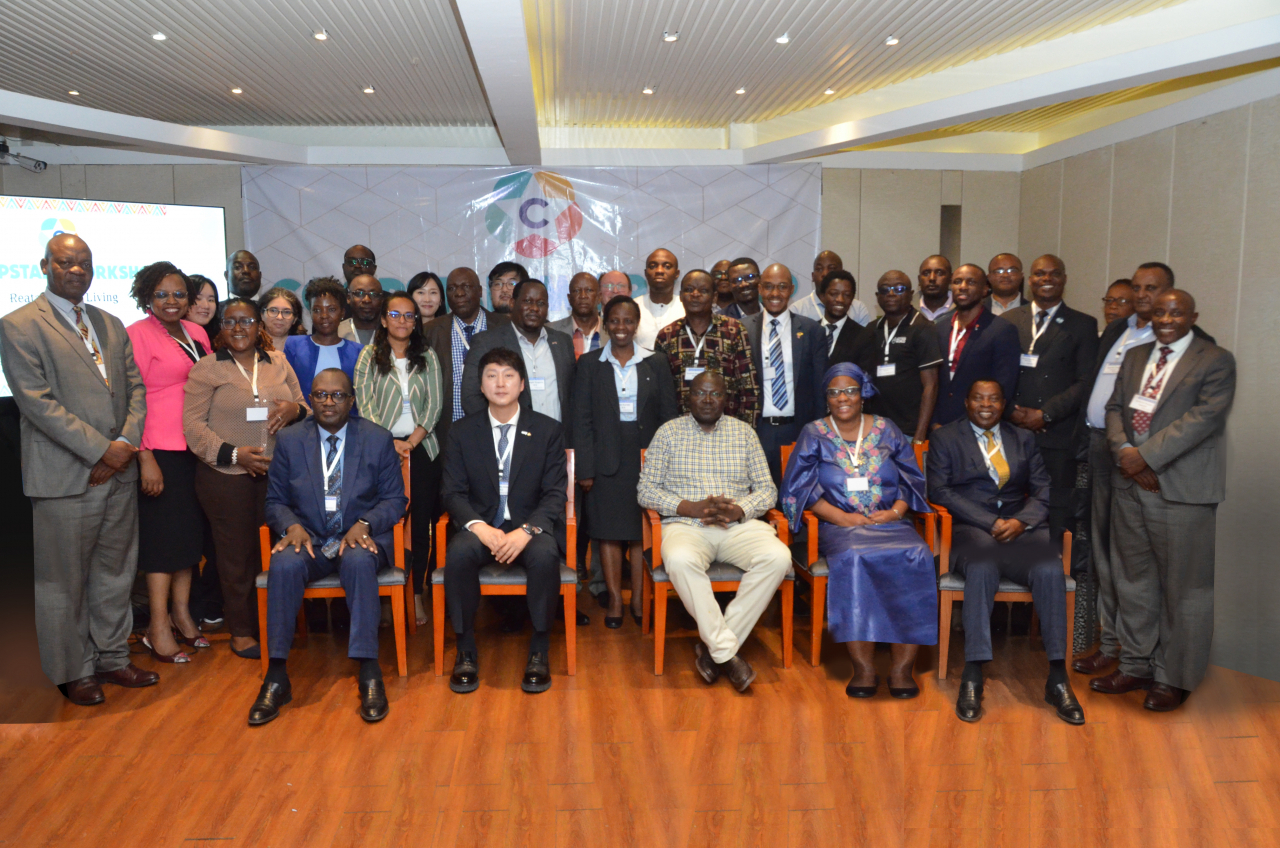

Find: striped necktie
[1133,346,1173,436]
[324,434,343,535]
[768,318,788,411]
[72,305,108,386]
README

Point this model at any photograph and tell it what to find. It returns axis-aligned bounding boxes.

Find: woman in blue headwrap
[781,362,937,698]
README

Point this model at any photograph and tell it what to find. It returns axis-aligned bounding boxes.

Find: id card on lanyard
[948,317,967,373]
[234,356,268,421]
[684,324,708,381]
[496,426,515,498]
[321,439,342,513]
[829,415,869,493]
[878,317,905,378]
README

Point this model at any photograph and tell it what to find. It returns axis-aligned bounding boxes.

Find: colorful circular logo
[484,171,583,259]
[39,218,77,251]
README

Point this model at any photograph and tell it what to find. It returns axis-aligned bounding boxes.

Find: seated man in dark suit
[253,368,408,726]
[927,379,1084,726]
[442,347,568,695]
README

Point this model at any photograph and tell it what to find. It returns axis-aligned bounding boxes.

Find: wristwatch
[521,523,542,536]
[357,518,372,534]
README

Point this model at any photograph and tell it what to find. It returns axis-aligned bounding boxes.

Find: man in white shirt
[917,255,954,322]
[635,248,684,350]
[791,250,872,326]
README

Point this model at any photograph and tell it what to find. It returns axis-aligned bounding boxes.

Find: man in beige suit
[0,234,155,705]
[1095,289,1235,712]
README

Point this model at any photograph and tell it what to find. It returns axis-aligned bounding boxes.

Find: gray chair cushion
[255,566,407,590]
[650,561,795,584]
[430,563,577,586]
[937,572,1077,593]
[794,556,829,578]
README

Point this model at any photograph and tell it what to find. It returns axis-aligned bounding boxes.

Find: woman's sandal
[174,629,211,649]
[142,635,192,664]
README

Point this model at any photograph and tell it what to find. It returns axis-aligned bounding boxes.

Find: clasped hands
[469,522,532,564]
[273,521,378,558]
[90,439,137,486]
[990,517,1027,543]
[1010,406,1046,432]
[677,495,745,528]
[1116,446,1160,493]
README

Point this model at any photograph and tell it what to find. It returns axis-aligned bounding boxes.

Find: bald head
[875,270,913,317]
[1028,254,1066,307]
[644,249,679,297]
[42,234,93,303]
[226,249,262,298]
[1151,288,1198,345]
[812,250,842,286]
[760,263,794,315]
[568,272,600,320]
[342,244,376,284]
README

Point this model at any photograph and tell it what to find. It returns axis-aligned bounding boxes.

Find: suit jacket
[926,418,1050,532]
[0,293,146,497]
[460,322,576,443]
[1104,336,1235,504]
[827,318,868,365]
[337,318,376,345]
[441,408,568,551]
[421,308,508,450]
[571,347,679,480]
[933,310,1021,426]
[742,311,828,424]
[265,417,408,552]
[283,335,363,400]
[1004,302,1098,449]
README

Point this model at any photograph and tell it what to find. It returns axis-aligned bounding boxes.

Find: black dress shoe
[449,651,479,694]
[576,610,590,626]
[845,675,879,699]
[594,592,609,610]
[888,678,920,699]
[604,616,623,629]
[522,652,552,693]
[955,680,984,723]
[1045,681,1085,725]
[723,656,756,693]
[693,642,719,685]
[359,679,389,722]
[248,681,292,726]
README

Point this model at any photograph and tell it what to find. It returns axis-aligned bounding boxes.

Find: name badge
[684,367,705,381]
[764,365,777,380]
[402,399,412,416]
[846,477,870,492]
[246,406,269,421]
[1020,354,1040,369]
[499,481,509,496]
[1129,394,1157,413]
[877,363,896,378]
[892,337,907,344]
[324,495,339,512]
[619,400,636,415]
[1103,363,1121,375]
[528,378,547,391]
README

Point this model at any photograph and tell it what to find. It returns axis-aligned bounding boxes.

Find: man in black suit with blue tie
[932,264,1021,427]
[442,347,568,695]
[742,263,827,490]
[927,380,1084,726]
[251,368,408,726]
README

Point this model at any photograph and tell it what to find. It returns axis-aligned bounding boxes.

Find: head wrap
[822,362,877,398]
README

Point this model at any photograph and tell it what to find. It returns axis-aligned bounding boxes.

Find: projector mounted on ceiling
[0,140,48,173]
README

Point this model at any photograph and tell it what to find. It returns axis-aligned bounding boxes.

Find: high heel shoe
[142,635,191,664]
[604,616,623,629]
[174,629,211,649]
[631,609,643,626]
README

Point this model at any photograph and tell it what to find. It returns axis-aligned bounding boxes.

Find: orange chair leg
[781,580,794,669]
[392,586,408,678]
[938,593,954,680]
[258,588,270,676]
[809,577,826,667]
[564,586,577,676]
[653,583,668,675]
[433,581,446,676]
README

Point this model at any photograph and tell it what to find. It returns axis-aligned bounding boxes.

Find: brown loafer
[1143,683,1187,712]
[1089,670,1152,694]
[96,662,160,688]
[1072,649,1117,675]
[64,676,105,706]
[722,655,756,693]
[693,642,720,685]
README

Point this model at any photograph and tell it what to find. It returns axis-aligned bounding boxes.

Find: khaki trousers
[660,520,790,664]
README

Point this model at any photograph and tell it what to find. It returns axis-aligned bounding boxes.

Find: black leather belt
[762,416,796,426]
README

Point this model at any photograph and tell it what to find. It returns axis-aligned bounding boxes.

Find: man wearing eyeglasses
[341,245,377,285]
[984,254,1026,316]
[487,261,529,314]
[721,258,764,321]
[339,273,384,346]
[251,368,407,726]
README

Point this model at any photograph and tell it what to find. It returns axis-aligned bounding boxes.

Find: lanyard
[395,358,411,398]
[1140,351,1174,398]
[881,313,908,360]
[828,414,866,470]
[321,435,343,482]
[685,324,709,363]
[456,316,479,350]
[948,316,968,370]
[233,354,260,402]
[169,325,200,361]
[1028,305,1054,353]
[496,424,516,480]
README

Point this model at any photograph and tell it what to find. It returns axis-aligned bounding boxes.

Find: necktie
[495,424,512,524]
[72,306,108,386]
[463,323,475,343]
[573,329,584,359]
[825,322,836,354]
[1132,345,1173,436]
[983,430,1010,488]
[1035,310,1049,331]
[324,434,343,535]
[768,318,788,411]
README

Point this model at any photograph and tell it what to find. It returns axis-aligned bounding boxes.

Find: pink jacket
[127,315,211,451]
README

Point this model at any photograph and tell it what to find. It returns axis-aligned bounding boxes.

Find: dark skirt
[138,449,204,574]
[586,421,643,542]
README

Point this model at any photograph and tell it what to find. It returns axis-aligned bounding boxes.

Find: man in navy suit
[932,264,1021,427]
[742,263,827,490]
[442,347,568,695]
[927,380,1083,726]
[250,368,407,726]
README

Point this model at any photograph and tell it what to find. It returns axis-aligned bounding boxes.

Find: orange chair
[431,449,579,677]
[255,456,413,677]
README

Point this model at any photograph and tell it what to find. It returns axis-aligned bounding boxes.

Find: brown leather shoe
[722,656,756,693]
[1072,649,1117,675]
[64,676,105,706]
[1143,683,1187,712]
[96,663,160,688]
[1089,670,1152,694]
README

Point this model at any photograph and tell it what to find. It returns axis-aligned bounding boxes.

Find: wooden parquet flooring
[2,605,1280,848]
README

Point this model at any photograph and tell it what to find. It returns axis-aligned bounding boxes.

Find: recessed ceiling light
[231,87,243,94]
[314,29,329,41]
[363,85,375,94]
[775,33,790,44]
[662,30,679,42]
[68,90,79,96]
[642,86,654,95]
[885,35,899,46]
[152,32,167,41]
[736,87,746,95]
[824,88,835,95]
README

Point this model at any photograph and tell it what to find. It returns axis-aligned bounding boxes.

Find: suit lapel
[636,356,652,416]
[38,296,106,384]
[302,421,326,522]
[1153,338,1204,416]
[341,421,364,513]
[507,416,531,491]
[1034,307,1066,353]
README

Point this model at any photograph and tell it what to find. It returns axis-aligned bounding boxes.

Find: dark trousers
[267,545,384,660]
[1087,428,1119,657]
[189,513,223,622]
[445,522,560,653]
[953,524,1066,663]
[194,466,267,639]
[1039,445,1074,541]
[409,444,442,594]
[756,418,804,497]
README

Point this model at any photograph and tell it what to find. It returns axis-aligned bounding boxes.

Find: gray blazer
[460,322,576,443]
[1104,335,1235,504]
[0,293,146,497]
[548,314,600,337]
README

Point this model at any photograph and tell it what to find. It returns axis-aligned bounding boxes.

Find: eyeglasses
[386,310,418,322]
[349,289,384,301]
[759,282,791,293]
[1102,296,1132,306]
[151,290,188,301]
[731,273,760,285]
[220,317,259,328]
[877,284,910,295]
[264,307,295,319]
[990,268,1021,276]
[310,390,352,403]
[345,257,375,268]
[690,389,725,399]
[825,387,862,398]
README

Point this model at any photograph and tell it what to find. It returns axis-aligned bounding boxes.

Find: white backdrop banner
[242,165,821,320]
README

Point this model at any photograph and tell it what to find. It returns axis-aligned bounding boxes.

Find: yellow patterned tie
[983,430,1009,488]
[72,305,108,387]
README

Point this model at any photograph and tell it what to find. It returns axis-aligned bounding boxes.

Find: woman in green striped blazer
[354,292,444,625]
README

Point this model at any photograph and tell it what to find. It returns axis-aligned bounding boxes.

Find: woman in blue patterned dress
[781,363,936,699]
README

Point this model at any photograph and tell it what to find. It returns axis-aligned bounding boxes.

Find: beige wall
[1019,96,1280,681]
[823,168,1020,314]
[0,164,244,255]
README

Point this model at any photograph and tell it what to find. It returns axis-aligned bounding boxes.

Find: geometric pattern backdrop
[242,165,821,320]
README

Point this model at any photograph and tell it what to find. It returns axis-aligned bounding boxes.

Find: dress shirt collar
[820,313,847,332]
[969,420,1003,443]
[1155,330,1195,358]
[683,412,724,434]
[514,326,548,348]
[44,287,85,314]
[320,423,349,450]
[1031,301,1062,322]
[572,314,601,339]
[488,406,521,432]
[602,340,652,365]
[455,311,485,332]
[764,309,791,334]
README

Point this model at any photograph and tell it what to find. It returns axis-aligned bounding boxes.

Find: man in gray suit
[548,272,602,358]
[1095,289,1235,711]
[0,234,155,705]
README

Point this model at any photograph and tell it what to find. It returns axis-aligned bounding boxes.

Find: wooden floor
[2,602,1280,848]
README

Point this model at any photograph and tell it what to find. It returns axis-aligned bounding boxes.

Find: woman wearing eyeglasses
[259,286,306,352]
[184,297,308,659]
[126,262,212,663]
[780,363,935,699]
[284,277,362,403]
[354,293,444,626]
